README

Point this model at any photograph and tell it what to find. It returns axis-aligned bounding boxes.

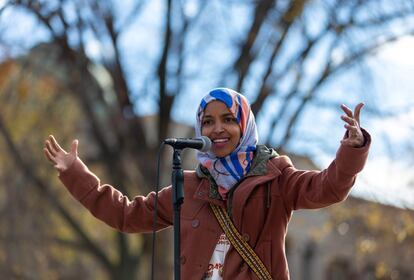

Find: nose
[213,121,224,133]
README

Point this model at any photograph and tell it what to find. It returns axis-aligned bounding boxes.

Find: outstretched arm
[43,135,173,233]
[279,102,371,210]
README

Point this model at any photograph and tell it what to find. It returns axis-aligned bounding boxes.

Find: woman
[44,88,370,279]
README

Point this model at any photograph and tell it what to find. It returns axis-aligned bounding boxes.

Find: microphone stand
[171,148,184,280]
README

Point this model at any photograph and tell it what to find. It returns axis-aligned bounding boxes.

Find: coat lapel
[232,160,282,228]
[193,179,226,207]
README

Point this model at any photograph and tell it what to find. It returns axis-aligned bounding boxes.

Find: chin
[214,151,231,158]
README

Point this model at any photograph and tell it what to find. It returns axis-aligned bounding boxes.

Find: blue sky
[348,37,414,208]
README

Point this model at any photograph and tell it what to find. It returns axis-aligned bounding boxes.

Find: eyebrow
[203,113,234,118]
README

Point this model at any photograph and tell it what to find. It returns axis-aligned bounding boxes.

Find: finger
[341,137,360,146]
[49,135,64,153]
[344,124,359,134]
[341,115,358,126]
[70,139,78,157]
[353,102,364,125]
[343,137,364,147]
[340,104,353,118]
[44,148,56,163]
[45,140,57,156]
[340,139,352,146]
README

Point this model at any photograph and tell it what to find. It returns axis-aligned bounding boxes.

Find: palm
[54,149,74,171]
[44,135,78,172]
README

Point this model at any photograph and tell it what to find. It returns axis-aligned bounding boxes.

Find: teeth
[213,139,228,143]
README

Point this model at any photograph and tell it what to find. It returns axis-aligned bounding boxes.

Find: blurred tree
[0,54,107,279]
[0,0,413,279]
[329,200,414,279]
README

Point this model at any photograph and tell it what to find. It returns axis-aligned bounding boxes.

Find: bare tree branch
[233,0,275,91]
[119,0,147,30]
[277,29,414,149]
[157,0,174,142]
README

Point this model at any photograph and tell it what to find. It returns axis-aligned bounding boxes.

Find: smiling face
[201,100,242,158]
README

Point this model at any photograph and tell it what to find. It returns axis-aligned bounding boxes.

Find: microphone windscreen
[199,136,212,152]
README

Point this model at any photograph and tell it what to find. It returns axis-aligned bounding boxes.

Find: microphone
[164,136,212,152]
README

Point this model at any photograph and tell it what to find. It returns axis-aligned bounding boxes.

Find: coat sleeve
[58,158,173,233]
[277,129,371,211]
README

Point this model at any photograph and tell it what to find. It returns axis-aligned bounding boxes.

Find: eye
[224,116,237,123]
[202,119,213,126]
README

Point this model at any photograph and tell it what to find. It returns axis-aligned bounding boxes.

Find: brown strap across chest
[210,203,272,280]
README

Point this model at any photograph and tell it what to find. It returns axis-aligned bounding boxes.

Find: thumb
[70,139,79,157]
[354,102,364,125]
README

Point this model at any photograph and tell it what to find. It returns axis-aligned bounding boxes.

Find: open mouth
[212,138,230,148]
[213,138,229,143]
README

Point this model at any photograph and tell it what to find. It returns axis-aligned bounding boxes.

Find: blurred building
[286,154,414,280]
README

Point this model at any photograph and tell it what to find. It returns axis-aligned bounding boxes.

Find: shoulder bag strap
[210,203,272,280]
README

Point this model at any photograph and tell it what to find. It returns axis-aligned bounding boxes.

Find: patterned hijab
[195,88,258,194]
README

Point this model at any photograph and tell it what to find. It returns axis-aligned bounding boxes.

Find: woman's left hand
[340,103,365,148]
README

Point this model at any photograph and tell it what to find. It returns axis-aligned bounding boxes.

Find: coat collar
[193,145,280,205]
[193,179,226,207]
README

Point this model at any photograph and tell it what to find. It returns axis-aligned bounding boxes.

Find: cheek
[201,126,210,136]
[229,125,242,141]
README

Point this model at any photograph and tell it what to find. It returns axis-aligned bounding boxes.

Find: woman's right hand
[44,135,78,173]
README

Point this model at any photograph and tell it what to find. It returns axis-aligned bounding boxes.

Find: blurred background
[1,0,414,279]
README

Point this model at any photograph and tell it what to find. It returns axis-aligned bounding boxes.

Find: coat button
[180,256,186,264]
[192,219,200,228]
[242,233,250,242]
